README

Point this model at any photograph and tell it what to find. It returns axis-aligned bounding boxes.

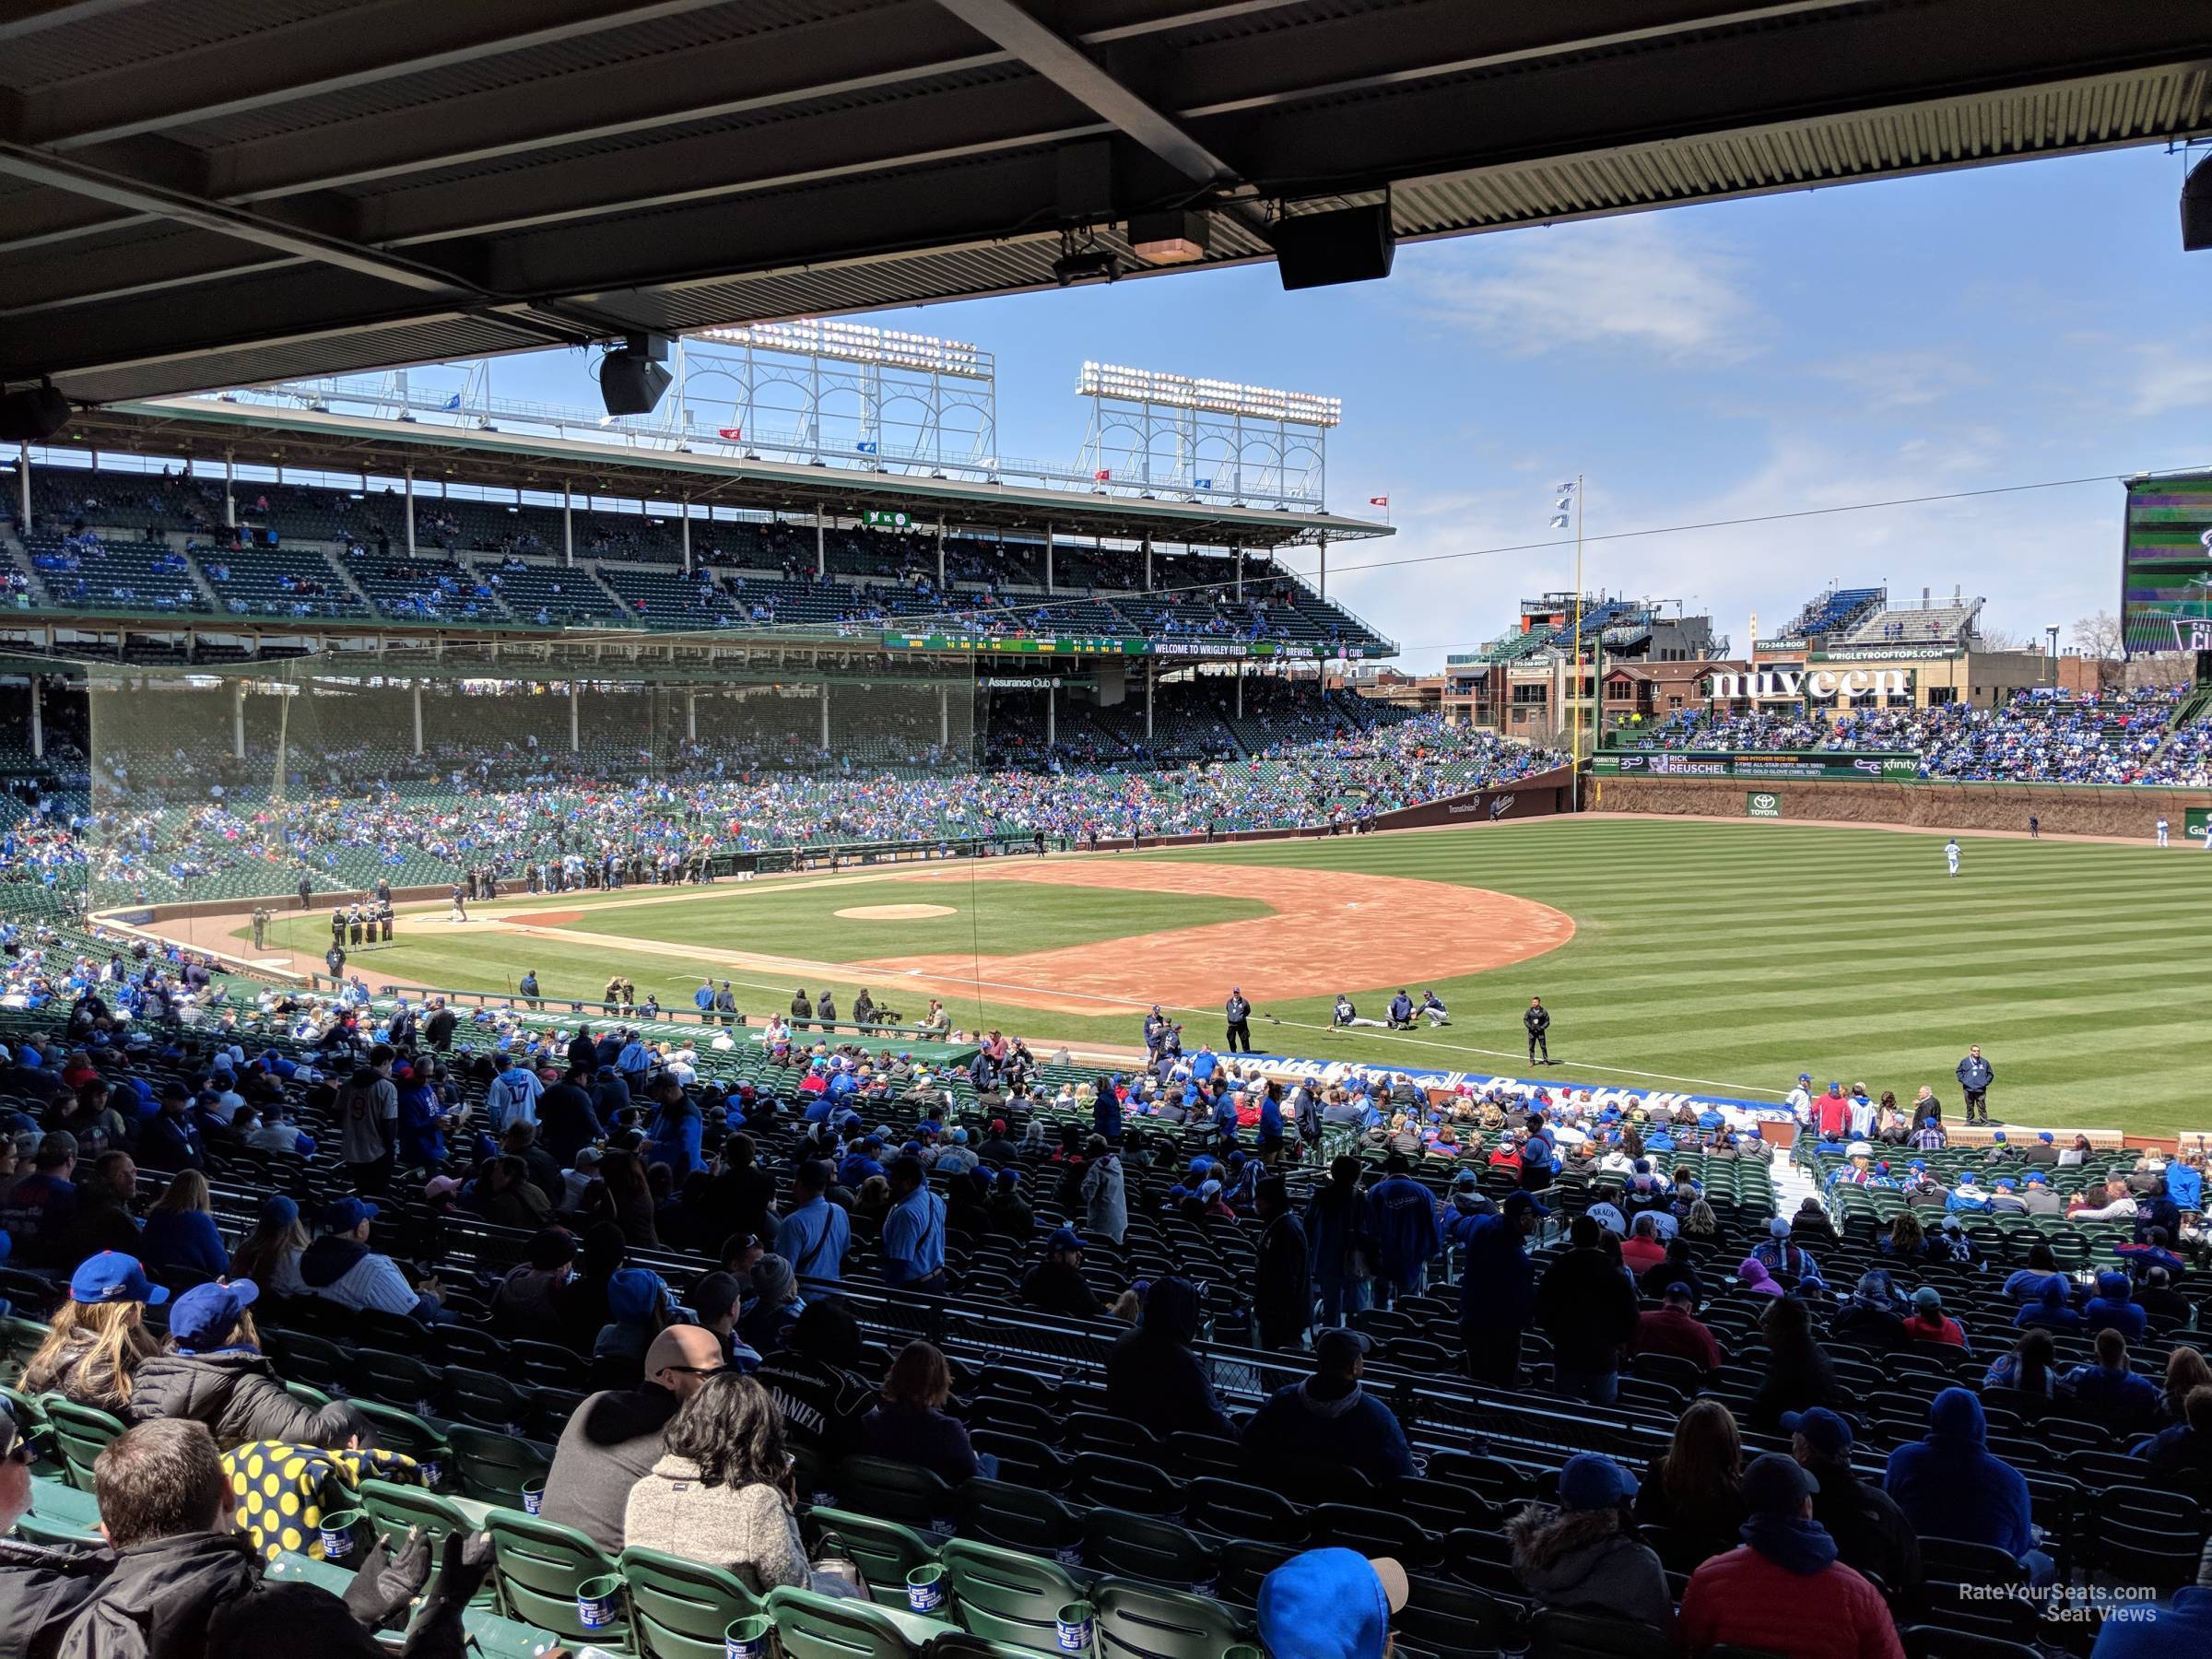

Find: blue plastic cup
[576,1573,623,1631]
[724,1614,772,1659]
[1056,1600,1095,1653]
[906,1563,947,1614]
[318,1508,364,1561]
[521,1477,545,1516]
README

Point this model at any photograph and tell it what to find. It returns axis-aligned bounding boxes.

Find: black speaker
[600,349,672,418]
[0,383,69,443]
[1269,204,1395,290]
[2184,155,2212,252]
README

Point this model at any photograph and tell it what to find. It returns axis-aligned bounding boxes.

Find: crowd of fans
[0,971,2204,1655]
[1621,687,2209,785]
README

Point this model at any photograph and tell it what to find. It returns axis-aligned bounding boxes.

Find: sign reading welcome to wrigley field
[881,631,1363,659]
[1594,750,1919,781]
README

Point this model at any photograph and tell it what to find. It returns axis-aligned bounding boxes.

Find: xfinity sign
[1710,667,1909,701]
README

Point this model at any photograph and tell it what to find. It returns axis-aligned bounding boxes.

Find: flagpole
[1571,472,1584,812]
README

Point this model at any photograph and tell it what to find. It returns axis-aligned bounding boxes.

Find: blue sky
[488,143,2208,672]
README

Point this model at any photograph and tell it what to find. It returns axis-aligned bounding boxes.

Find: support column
[679,498,691,574]
[1235,663,1243,718]
[686,689,698,743]
[1143,537,1152,592]
[815,507,826,580]
[231,680,245,760]
[223,451,236,528]
[937,681,948,748]
[1045,683,1055,747]
[15,442,29,533]
[1317,535,1326,598]
[404,466,416,556]
[935,521,945,590]
[411,682,423,756]
[569,682,580,753]
[820,684,830,748]
[1145,661,1155,739]
[562,483,574,567]
[1236,546,1244,600]
[29,676,42,760]
[1044,523,1053,593]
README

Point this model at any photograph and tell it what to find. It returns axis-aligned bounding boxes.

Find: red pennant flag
[717,426,743,441]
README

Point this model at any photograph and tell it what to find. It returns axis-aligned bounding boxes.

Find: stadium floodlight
[1129,209,1210,265]
[2183,153,2212,251]
[692,320,988,379]
[600,334,672,418]
[1077,360,1342,427]
[1052,248,1121,287]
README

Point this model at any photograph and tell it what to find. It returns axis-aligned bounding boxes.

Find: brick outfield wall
[1591,776,2211,838]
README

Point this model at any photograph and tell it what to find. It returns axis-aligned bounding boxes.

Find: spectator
[1784,1407,1922,1601]
[1620,1214,1668,1275]
[23,1252,166,1413]
[0,1404,111,1652]
[1079,1136,1127,1244]
[2160,1347,2212,1424]
[1366,1153,1441,1304]
[1305,1156,1377,1329]
[471,1154,553,1231]
[1019,1227,1102,1319]
[1447,1191,1545,1387]
[1748,1291,1841,1430]
[541,1324,727,1552]
[738,1255,805,1359]
[1105,1275,1235,1440]
[1830,1270,1909,1351]
[1241,1330,1414,1486]
[1254,1547,1407,1659]
[489,1227,575,1341]
[137,1083,206,1174]
[0,1131,80,1265]
[2131,1384,2212,1488]
[2138,1267,2192,1332]
[593,1267,673,1387]
[859,1339,985,1485]
[2084,1270,2148,1342]
[67,1149,142,1261]
[2088,1537,2212,1658]
[2002,1242,2070,1302]
[1900,1286,1969,1350]
[2065,1329,2163,1440]
[137,1170,229,1281]
[1636,1399,1747,1547]
[23,1417,479,1659]
[879,1158,947,1289]
[1736,1257,1787,1298]
[125,1279,367,1451]
[2015,1278,2084,1335]
[1751,1215,1822,1289]
[1637,1237,1705,1307]
[1884,1387,2050,1584]
[623,1371,860,1595]
[300,1197,444,1324]
[1253,1174,1312,1349]
[1983,1328,2061,1400]
[1677,1453,1904,1659]
[757,1298,876,1467]
[1507,1453,1671,1631]
[775,1159,849,1284]
[228,1194,309,1299]
[1630,1281,1722,1374]
[597,1149,660,1250]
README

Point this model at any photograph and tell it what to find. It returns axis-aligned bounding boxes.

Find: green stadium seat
[359,1477,474,1551]
[1092,1576,1247,1659]
[1530,1607,1673,1659]
[619,1546,769,1659]
[0,1316,51,1385]
[938,1537,1088,1653]
[485,1509,629,1648]
[833,1455,958,1534]
[766,1585,953,1659]
[42,1399,126,1493]
[1078,1511,1218,1593]
[449,1425,550,1509]
[955,1480,1084,1560]
[805,1507,937,1611]
[351,1402,450,1477]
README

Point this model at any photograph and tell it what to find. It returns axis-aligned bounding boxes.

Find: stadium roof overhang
[50,398,1383,549]
[2,2,2208,405]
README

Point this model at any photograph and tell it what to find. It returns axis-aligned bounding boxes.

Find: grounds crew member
[1225,987,1253,1053]
[1956,1045,1994,1126]
[1524,995,1552,1065]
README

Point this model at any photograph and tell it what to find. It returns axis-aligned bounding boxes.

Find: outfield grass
[244,819,2212,1134]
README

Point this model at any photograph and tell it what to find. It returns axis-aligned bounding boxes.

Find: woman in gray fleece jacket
[1507,1453,1674,1635]
[623,1372,858,1597]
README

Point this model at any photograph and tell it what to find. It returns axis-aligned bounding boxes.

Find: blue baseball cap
[2025,1171,2047,1184]
[1501,1191,1549,1218]
[2037,1132,2053,1143]
[1047,1227,1085,1254]
[170,1279,259,1350]
[69,1252,167,1306]
[1258,1548,1408,1659]
[1558,1453,1638,1511]
[257,1194,300,1229]
[1781,1407,1853,1458]
[322,1197,378,1232]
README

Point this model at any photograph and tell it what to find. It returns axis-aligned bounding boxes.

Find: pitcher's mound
[835,902,957,921]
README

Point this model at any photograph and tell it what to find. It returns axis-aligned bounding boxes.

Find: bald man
[540,1324,725,1551]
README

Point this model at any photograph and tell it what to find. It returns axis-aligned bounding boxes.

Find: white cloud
[2130,348,2212,418]
[1409,215,1764,363]
[1814,349,1985,412]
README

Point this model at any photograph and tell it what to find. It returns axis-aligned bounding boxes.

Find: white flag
[1554,480,1575,495]
[1548,513,1571,529]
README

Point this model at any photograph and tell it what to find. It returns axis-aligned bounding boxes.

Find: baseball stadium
[0,7,2209,1659]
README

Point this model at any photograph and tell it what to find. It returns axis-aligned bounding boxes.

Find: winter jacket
[138,1210,229,1281]
[0,1534,112,1659]
[2088,1585,2212,1659]
[859,1403,982,1486]
[758,1351,877,1464]
[541,1382,684,1554]
[1533,1247,1640,1374]
[2083,1274,2147,1343]
[1447,1210,1537,1335]
[1805,1456,1924,1600]
[1956,1055,1994,1093]
[1630,1306,1722,1372]
[1505,1505,1671,1632]
[1104,1277,1235,1441]
[125,1347,368,1452]
[1253,1211,1312,1347]
[1240,1380,1413,1486]
[1079,1155,1127,1244]
[1883,1389,2035,1559]
[1677,1541,1902,1659]
[1304,1182,1375,1284]
[1366,1175,1441,1286]
[2064,1362,2163,1438]
[1019,1259,1101,1320]
[53,1527,459,1659]
[644,1101,703,1178]
[622,1459,811,1593]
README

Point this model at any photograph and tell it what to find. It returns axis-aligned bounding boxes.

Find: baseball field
[236,818,2212,1134]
